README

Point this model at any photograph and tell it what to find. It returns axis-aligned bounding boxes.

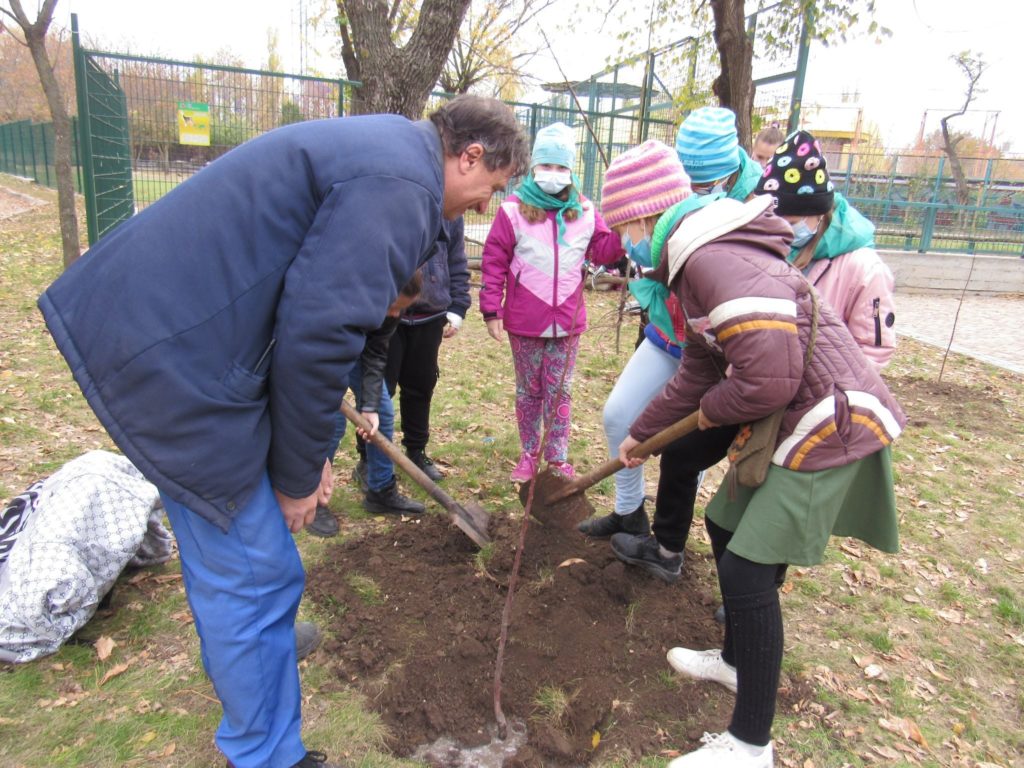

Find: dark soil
[306,505,803,766]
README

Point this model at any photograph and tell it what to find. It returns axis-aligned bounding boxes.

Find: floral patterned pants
[508,333,580,463]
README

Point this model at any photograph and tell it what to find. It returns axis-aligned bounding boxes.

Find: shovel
[339,400,491,548]
[522,410,701,526]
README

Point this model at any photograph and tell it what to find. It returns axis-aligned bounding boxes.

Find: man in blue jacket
[38,95,528,768]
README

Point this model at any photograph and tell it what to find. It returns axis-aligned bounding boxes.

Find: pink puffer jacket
[479,194,623,337]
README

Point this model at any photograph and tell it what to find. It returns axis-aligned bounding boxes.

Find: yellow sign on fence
[177,101,210,146]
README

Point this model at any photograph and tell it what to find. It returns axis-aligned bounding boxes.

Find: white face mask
[534,169,572,194]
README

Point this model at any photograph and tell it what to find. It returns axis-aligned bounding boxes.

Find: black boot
[351,459,368,493]
[610,533,683,583]
[407,447,444,482]
[577,501,650,538]
[306,504,339,538]
[363,478,425,516]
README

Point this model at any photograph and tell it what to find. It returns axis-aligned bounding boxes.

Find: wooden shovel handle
[547,411,701,503]
[339,400,489,546]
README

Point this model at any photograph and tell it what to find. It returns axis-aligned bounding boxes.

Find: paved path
[896,292,1024,373]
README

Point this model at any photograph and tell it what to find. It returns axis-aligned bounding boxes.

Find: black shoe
[610,533,683,584]
[578,501,650,538]
[293,752,339,768]
[363,479,425,516]
[713,604,726,625]
[306,505,339,538]
[295,621,322,661]
[351,459,368,493]
[407,447,444,482]
[228,749,339,768]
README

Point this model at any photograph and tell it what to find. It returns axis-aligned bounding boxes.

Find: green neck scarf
[632,192,726,345]
[516,173,583,246]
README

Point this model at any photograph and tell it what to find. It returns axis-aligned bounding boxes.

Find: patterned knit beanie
[755,129,835,215]
[601,140,692,227]
[531,122,576,169]
[674,107,741,184]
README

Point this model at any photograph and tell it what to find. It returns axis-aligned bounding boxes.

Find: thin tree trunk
[709,0,754,151]
[5,0,81,267]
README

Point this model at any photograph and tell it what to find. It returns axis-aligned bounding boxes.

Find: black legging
[652,424,736,552]
[706,516,786,747]
[384,317,446,451]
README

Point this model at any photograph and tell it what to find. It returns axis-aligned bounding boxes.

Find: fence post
[337,80,344,117]
[641,52,655,142]
[920,156,944,253]
[72,14,99,245]
[28,122,38,184]
[787,12,811,134]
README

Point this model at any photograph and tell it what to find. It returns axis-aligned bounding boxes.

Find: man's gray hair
[430,95,530,178]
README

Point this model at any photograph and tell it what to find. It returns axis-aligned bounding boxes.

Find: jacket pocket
[222,361,269,401]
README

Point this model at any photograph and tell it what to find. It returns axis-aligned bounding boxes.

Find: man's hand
[617,435,648,468]
[275,488,318,533]
[356,411,380,439]
[316,459,334,507]
[485,317,504,342]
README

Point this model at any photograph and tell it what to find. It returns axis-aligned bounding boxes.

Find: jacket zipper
[552,216,560,331]
[872,298,881,346]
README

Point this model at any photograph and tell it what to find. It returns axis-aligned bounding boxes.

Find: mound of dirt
[307,511,738,766]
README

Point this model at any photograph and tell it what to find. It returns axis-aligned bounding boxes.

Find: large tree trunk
[709,0,754,151]
[6,0,80,267]
[339,0,472,118]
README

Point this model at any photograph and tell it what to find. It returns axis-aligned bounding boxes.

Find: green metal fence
[832,150,1024,256]
[6,12,1019,257]
[0,119,82,191]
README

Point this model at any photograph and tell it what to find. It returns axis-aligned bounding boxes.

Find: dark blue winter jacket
[402,217,470,324]
[39,116,446,530]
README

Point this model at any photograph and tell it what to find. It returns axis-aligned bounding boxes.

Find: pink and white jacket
[479,194,623,337]
[805,248,896,372]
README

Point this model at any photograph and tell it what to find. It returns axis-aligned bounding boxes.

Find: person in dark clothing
[379,216,471,482]
[38,95,529,768]
[308,274,427,538]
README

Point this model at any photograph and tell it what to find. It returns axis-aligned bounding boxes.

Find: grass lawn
[1,173,1021,768]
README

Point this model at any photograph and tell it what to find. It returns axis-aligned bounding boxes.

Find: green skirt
[705,446,899,566]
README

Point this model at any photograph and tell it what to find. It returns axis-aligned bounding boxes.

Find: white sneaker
[668,731,774,767]
[667,647,737,693]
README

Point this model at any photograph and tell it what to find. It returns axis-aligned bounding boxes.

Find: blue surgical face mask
[790,217,817,248]
[621,231,653,269]
[694,181,727,197]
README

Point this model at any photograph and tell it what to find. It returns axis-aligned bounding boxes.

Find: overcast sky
[58,0,1021,153]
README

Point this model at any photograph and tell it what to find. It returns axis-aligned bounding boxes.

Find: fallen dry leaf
[557,558,587,568]
[95,635,116,661]
[99,662,130,686]
[879,716,929,747]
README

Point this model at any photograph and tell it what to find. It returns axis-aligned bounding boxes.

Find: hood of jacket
[794,192,876,263]
[666,195,792,285]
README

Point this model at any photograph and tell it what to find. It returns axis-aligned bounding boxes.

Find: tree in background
[1,0,79,266]
[440,0,556,101]
[334,0,471,117]
[940,51,986,208]
[0,25,73,122]
[606,0,887,149]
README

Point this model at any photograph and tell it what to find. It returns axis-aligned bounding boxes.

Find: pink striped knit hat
[601,140,692,227]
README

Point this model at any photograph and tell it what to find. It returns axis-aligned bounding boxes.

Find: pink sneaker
[510,453,538,483]
[548,461,575,479]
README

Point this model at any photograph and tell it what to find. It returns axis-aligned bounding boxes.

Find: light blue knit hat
[674,107,741,184]
[531,122,576,169]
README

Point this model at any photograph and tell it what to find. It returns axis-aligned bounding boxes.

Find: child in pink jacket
[480,122,623,482]
[755,129,896,371]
